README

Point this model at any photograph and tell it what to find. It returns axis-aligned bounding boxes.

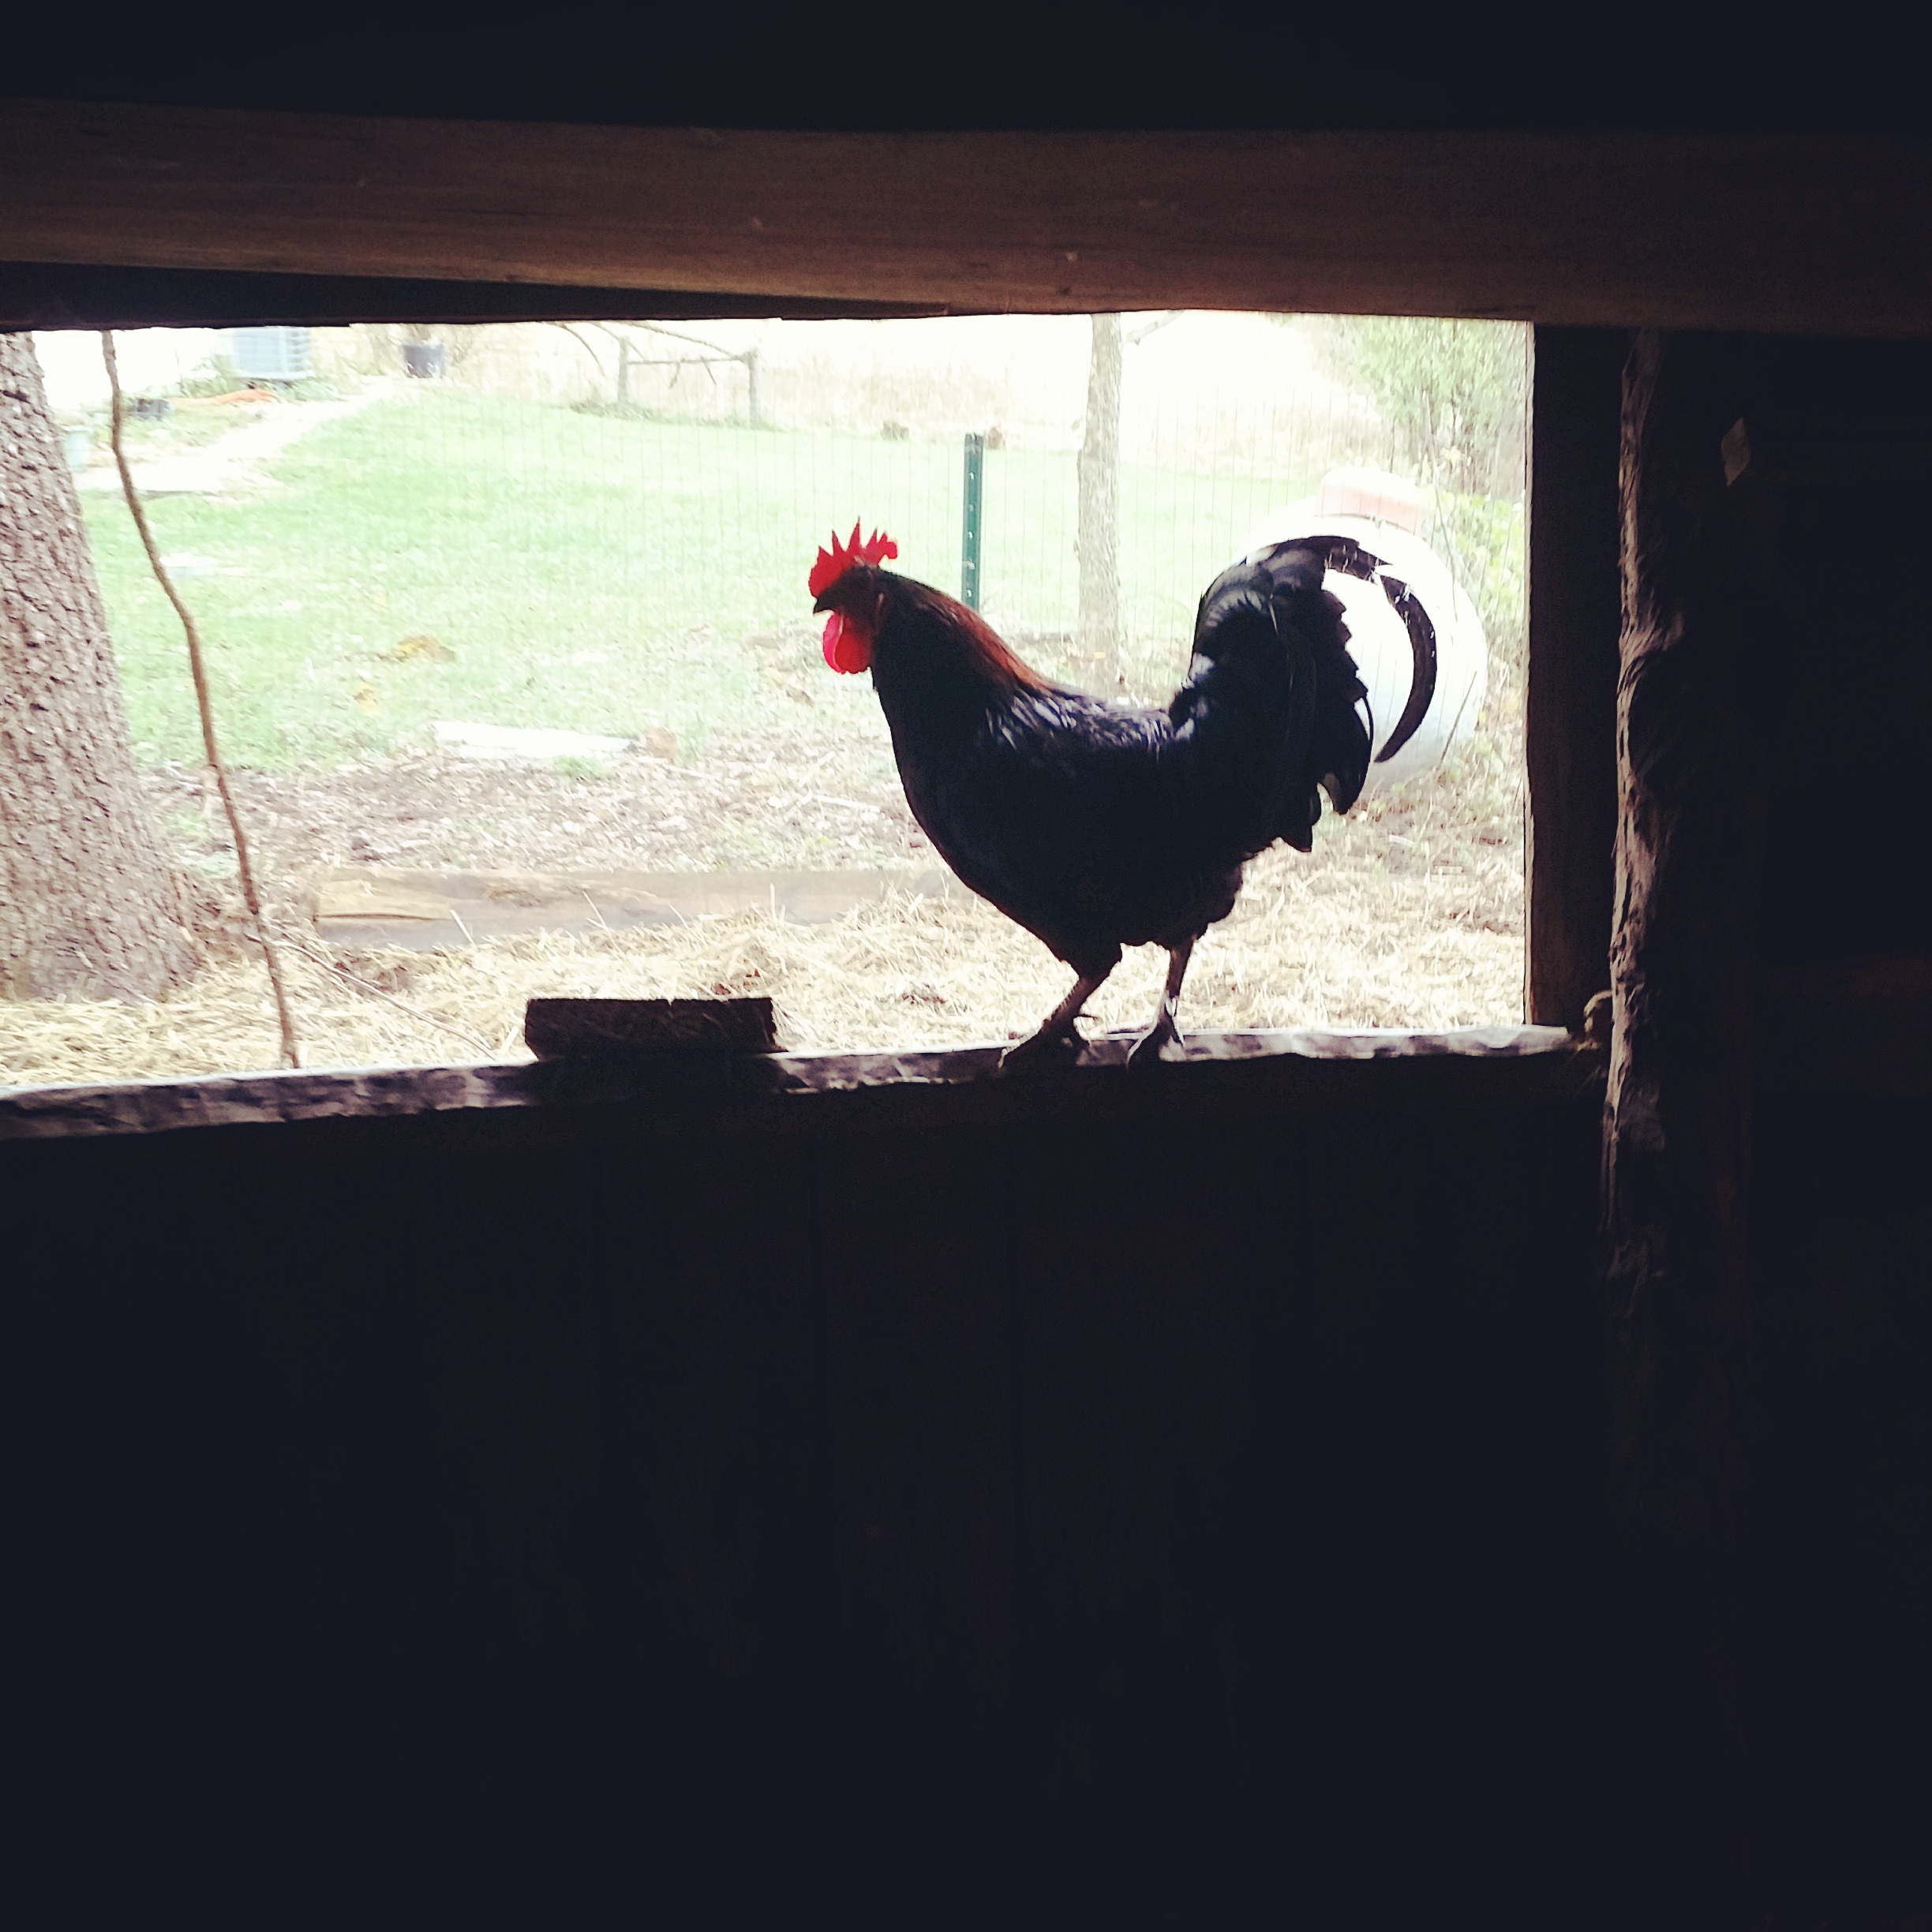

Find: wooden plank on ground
[305,865,971,949]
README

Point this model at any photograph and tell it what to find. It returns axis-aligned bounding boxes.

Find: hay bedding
[2,731,1523,1091]
[0,844,1521,1091]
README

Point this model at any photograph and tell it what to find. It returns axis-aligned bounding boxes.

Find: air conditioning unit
[224,327,314,383]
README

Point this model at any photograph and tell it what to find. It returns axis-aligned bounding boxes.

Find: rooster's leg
[998,968,1112,1073]
[1127,938,1196,1071]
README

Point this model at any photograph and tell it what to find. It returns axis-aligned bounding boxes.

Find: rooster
[811,524,1371,1069]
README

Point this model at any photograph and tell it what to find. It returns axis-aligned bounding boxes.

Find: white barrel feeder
[1237,467,1490,799]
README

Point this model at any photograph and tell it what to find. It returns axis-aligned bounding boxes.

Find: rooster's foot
[998,1022,1086,1076]
[998,968,1112,1076]
[1126,1017,1188,1071]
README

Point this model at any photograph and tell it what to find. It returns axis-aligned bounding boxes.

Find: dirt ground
[137,724,927,897]
[0,724,1525,1091]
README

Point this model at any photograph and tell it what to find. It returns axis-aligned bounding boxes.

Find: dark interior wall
[2,25,1905,132]
[1750,1096,1932,1894]
[9,1073,1604,1913]
[1608,331,1932,1918]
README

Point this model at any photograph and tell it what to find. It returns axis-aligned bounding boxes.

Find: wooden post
[1601,328,1932,1915]
[960,432,985,610]
[1608,329,1768,1533]
[1526,327,1626,1030]
[1604,328,1773,1905]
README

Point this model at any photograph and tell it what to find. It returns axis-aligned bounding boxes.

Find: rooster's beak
[812,590,835,613]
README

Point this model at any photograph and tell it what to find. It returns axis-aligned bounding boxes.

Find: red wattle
[822,612,871,674]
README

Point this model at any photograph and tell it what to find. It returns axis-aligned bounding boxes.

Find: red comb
[808,521,898,598]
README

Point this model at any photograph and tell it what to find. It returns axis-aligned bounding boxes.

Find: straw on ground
[0,837,1520,1091]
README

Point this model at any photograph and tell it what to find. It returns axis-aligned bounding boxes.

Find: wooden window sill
[0,1024,1602,1144]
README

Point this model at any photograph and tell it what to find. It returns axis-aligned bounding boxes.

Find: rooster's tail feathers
[1305,584,1372,814]
[1179,543,1373,855]
[1255,545,1372,837]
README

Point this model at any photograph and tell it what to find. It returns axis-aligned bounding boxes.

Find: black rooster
[811,524,1371,1068]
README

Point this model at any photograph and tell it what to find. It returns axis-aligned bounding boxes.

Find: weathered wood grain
[3,101,1929,334]
[0,1025,1601,1142]
[1607,323,1768,1563]
[1601,330,1932,1911]
[523,995,780,1058]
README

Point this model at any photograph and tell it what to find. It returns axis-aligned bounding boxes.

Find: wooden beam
[1526,328,1627,1028]
[3,100,1930,335]
[0,260,948,331]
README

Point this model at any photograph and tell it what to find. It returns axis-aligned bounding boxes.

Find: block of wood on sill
[524,996,781,1059]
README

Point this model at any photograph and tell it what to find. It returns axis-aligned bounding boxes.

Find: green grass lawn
[84,391,1329,771]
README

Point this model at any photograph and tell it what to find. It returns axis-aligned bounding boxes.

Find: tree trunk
[1,331,196,1001]
[1076,313,1122,675]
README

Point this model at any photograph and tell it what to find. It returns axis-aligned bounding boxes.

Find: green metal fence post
[961,432,985,608]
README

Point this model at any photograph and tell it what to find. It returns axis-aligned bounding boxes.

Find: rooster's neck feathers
[871,578,1058,723]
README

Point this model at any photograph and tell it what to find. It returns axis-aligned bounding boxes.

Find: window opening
[2,314,1529,1088]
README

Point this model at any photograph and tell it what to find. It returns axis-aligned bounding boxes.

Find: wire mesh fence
[45,314,1528,753]
[301,313,1524,706]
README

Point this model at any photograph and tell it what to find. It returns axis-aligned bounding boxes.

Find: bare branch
[548,320,613,377]
[103,332,301,1069]
[632,320,747,361]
